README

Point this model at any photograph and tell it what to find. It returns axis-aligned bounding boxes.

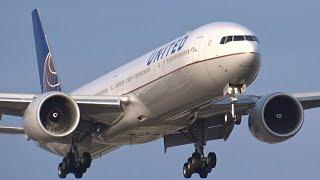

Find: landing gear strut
[182,121,217,178]
[57,123,104,179]
[182,83,246,178]
[223,83,246,122]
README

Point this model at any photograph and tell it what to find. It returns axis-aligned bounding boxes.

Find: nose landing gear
[223,83,246,140]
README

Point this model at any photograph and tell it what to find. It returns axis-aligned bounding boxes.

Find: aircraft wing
[0,93,35,116]
[195,92,320,120]
[293,92,320,109]
[196,95,258,118]
[70,95,126,125]
[0,93,127,134]
[164,92,320,150]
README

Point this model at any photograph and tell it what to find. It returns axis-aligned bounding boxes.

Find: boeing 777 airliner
[1,9,319,179]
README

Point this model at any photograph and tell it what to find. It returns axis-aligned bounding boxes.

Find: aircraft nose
[244,41,259,54]
[225,52,261,86]
[237,41,260,69]
[240,52,261,68]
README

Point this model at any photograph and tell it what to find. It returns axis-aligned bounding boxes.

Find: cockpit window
[245,35,253,41]
[251,36,259,43]
[233,36,245,41]
[225,36,233,44]
[220,37,226,44]
[220,35,259,44]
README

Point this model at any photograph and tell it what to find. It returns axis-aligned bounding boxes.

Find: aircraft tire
[206,152,217,170]
[199,168,208,178]
[65,152,76,169]
[191,152,201,170]
[58,163,67,179]
[183,162,192,178]
[82,152,92,168]
[74,168,83,179]
[187,157,194,173]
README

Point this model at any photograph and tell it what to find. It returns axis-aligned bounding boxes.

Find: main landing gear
[182,120,217,178]
[58,151,92,179]
[182,83,246,178]
[58,151,92,178]
[58,123,106,178]
[183,149,217,178]
[58,137,92,179]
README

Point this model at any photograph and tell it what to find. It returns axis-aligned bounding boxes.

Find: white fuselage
[45,22,261,155]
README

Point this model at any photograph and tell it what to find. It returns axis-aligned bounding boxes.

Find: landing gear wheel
[206,152,217,169]
[198,168,208,178]
[58,163,67,179]
[192,152,201,160]
[181,118,220,179]
[74,162,84,179]
[82,152,92,168]
[58,151,93,179]
[65,152,76,169]
[182,151,218,178]
[183,162,192,178]
[187,157,192,164]
[191,152,201,170]
[62,158,67,171]
[74,170,83,179]
[187,157,193,173]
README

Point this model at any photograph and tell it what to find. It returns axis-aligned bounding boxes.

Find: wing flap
[197,92,320,119]
[90,143,121,159]
[72,95,126,125]
[164,125,225,150]
[164,95,259,150]
[0,126,24,134]
[73,95,123,114]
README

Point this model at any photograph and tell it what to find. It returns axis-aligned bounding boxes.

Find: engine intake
[23,92,80,142]
[248,93,304,143]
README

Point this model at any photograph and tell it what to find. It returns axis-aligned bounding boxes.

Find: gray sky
[1,0,320,180]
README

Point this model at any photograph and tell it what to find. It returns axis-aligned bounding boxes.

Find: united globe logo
[43,52,61,92]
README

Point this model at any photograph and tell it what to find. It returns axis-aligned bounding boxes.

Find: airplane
[0,8,319,179]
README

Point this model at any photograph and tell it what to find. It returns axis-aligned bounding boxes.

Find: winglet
[32,9,62,93]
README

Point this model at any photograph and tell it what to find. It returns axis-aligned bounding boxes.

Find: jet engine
[23,92,80,142]
[248,92,304,143]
